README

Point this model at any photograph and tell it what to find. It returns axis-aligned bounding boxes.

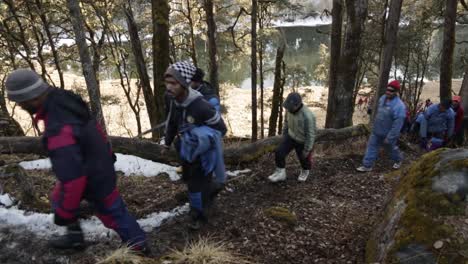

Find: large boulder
[366,148,468,264]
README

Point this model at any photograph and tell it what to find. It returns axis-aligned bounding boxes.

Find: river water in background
[196,23,468,89]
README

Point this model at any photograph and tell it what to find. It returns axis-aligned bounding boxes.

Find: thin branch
[461,0,468,11]
[226,7,249,52]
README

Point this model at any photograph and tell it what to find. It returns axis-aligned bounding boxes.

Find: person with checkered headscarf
[164,61,227,230]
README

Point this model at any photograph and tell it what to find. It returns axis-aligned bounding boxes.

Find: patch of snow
[19,158,51,170]
[19,153,181,181]
[0,194,14,207]
[0,201,189,241]
[113,153,180,181]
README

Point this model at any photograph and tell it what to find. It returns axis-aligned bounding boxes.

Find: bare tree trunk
[152,0,171,124]
[203,0,219,96]
[268,43,286,137]
[325,0,343,128]
[371,0,403,121]
[185,0,198,66]
[125,1,158,138]
[35,0,65,89]
[278,61,286,134]
[82,3,107,90]
[439,0,457,101]
[460,68,468,112]
[259,41,264,139]
[66,0,107,133]
[251,0,258,142]
[327,0,368,128]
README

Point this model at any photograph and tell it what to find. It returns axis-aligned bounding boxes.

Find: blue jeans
[362,134,402,168]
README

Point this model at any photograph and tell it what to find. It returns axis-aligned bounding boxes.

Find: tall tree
[152,0,171,124]
[439,0,457,101]
[124,0,158,138]
[268,43,286,137]
[326,0,368,128]
[66,0,107,132]
[251,0,258,141]
[371,0,403,120]
[325,0,344,128]
[203,0,219,95]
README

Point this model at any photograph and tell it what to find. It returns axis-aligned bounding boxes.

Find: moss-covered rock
[264,206,297,227]
[366,149,468,264]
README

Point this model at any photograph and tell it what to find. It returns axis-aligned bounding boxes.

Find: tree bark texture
[203,0,220,96]
[0,124,369,165]
[152,0,171,124]
[325,0,343,128]
[125,1,158,138]
[439,0,457,101]
[327,0,368,128]
[372,0,403,121]
[251,0,258,142]
[268,43,286,137]
[66,0,107,133]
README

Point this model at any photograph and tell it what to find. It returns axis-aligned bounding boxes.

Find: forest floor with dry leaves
[0,139,426,264]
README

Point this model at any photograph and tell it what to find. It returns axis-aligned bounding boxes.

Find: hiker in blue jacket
[190,68,226,185]
[5,69,147,252]
[357,80,406,172]
[164,61,227,230]
[419,99,455,150]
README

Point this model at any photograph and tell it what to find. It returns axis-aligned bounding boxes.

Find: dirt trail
[0,144,423,263]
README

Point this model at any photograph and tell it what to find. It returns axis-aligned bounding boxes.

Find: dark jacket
[165,88,226,147]
[194,82,220,112]
[35,88,116,224]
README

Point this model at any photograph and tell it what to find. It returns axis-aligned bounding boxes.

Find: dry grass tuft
[97,246,154,264]
[168,236,251,264]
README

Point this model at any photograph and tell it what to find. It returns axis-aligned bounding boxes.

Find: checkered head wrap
[164,61,196,89]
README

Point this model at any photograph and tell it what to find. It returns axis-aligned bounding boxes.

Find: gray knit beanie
[164,61,196,89]
[6,69,50,103]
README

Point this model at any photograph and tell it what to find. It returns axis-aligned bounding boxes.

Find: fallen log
[0,124,370,165]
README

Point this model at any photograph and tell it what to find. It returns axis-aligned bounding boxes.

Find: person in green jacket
[269,92,317,182]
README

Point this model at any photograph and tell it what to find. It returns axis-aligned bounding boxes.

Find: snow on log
[0,124,369,165]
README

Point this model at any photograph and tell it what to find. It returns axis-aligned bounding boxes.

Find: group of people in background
[3,65,465,255]
[357,80,465,172]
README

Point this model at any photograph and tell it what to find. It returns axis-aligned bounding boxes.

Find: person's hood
[174,88,203,108]
[35,88,91,125]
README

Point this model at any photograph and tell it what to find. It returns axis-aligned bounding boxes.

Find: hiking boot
[268,168,286,182]
[188,208,207,231]
[356,165,372,172]
[392,162,402,170]
[297,170,310,182]
[49,224,85,250]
